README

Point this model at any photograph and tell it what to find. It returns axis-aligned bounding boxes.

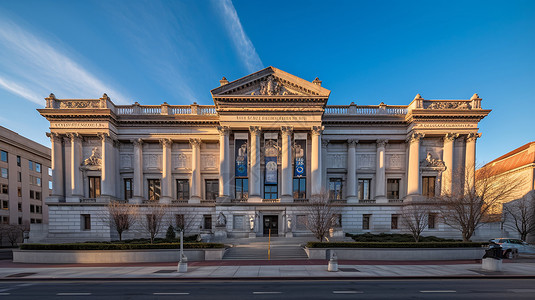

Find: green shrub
[165,225,176,240]
[346,233,460,243]
[306,242,488,248]
[20,242,224,250]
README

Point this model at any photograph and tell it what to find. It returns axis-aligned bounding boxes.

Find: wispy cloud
[0,18,130,105]
[216,0,264,72]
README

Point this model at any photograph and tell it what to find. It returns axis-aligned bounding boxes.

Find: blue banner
[294,139,306,177]
[265,156,278,184]
[235,140,247,177]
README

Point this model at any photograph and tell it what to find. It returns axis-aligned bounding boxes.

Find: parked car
[489,238,535,255]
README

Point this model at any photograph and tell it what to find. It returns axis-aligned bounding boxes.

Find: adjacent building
[35,67,491,242]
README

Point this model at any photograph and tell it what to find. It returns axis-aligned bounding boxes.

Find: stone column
[406,133,424,199]
[441,133,458,194]
[465,133,481,190]
[132,138,143,204]
[281,126,293,202]
[311,126,324,196]
[249,126,262,202]
[46,132,64,200]
[99,133,116,199]
[217,126,230,199]
[67,133,83,198]
[159,138,172,204]
[321,138,329,189]
[189,138,202,203]
[375,139,388,203]
[346,139,358,203]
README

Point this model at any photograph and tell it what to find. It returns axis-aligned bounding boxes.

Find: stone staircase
[223,238,309,260]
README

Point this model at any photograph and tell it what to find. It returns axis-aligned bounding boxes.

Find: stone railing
[388,199,404,203]
[80,198,97,203]
[324,104,408,116]
[116,103,217,116]
[262,199,280,203]
[359,199,376,204]
[231,198,248,203]
[293,198,309,203]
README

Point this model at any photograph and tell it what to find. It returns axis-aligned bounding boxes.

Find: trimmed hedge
[306,242,488,248]
[346,233,460,243]
[20,242,224,251]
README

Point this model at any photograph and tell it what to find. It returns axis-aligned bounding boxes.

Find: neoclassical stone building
[36,67,491,242]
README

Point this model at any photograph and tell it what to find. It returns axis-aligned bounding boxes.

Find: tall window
[81,214,91,230]
[1,184,7,194]
[124,178,133,200]
[203,214,212,230]
[16,156,21,166]
[293,178,306,199]
[35,163,41,173]
[391,214,399,230]
[1,168,7,179]
[28,161,33,171]
[235,178,248,200]
[148,179,161,201]
[0,150,7,162]
[329,178,343,200]
[422,176,436,198]
[428,213,437,229]
[363,214,371,230]
[358,179,371,200]
[88,176,101,198]
[176,179,190,201]
[264,184,277,199]
[205,179,218,200]
[387,179,400,199]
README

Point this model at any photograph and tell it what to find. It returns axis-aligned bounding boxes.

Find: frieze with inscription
[51,122,108,129]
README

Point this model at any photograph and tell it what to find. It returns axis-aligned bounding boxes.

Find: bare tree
[305,192,340,242]
[503,191,535,241]
[3,225,25,246]
[171,213,196,235]
[438,166,525,242]
[141,203,168,243]
[102,201,139,241]
[401,205,430,242]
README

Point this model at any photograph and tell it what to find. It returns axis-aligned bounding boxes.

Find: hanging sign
[235,139,247,177]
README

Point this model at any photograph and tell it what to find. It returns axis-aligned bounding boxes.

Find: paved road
[0,279,534,299]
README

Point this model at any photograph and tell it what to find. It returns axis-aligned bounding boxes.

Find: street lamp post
[177,229,188,273]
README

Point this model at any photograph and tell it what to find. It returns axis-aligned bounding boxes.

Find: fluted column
[406,133,424,200]
[281,126,293,202]
[99,133,116,199]
[249,126,262,202]
[131,138,143,204]
[189,138,202,203]
[46,132,64,200]
[67,133,83,198]
[321,138,329,189]
[465,133,481,190]
[442,133,458,194]
[311,126,324,196]
[160,138,172,204]
[218,126,230,199]
[375,139,388,203]
[347,139,358,203]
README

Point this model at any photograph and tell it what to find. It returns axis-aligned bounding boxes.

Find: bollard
[327,251,338,272]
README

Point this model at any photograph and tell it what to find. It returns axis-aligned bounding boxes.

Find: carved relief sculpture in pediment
[83,147,102,166]
[250,75,297,96]
[427,101,471,110]
[420,152,446,172]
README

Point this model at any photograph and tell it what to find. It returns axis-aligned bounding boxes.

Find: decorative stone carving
[66,132,82,142]
[311,126,324,136]
[97,132,114,143]
[250,75,296,96]
[159,138,172,148]
[46,132,62,142]
[406,132,425,143]
[347,139,358,147]
[465,132,482,142]
[189,138,202,148]
[444,133,459,142]
[83,147,102,166]
[264,140,280,157]
[120,155,132,169]
[59,100,100,109]
[174,153,190,170]
[357,154,375,169]
[281,126,293,136]
[217,126,230,136]
[427,101,471,110]
[132,138,143,147]
[216,212,227,227]
[387,154,403,169]
[249,126,261,135]
[143,154,161,169]
[201,154,217,170]
[321,138,329,148]
[328,154,346,168]
[420,152,446,171]
[376,139,388,148]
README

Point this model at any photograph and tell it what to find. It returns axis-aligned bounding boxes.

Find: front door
[263,215,278,236]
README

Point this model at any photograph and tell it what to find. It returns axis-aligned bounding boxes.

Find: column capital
[217,126,231,136]
[189,138,202,148]
[97,132,114,143]
[66,132,82,142]
[249,126,262,136]
[465,132,482,142]
[444,133,459,142]
[131,138,143,147]
[406,132,425,143]
[347,139,358,147]
[46,132,62,142]
[281,126,293,136]
[311,126,324,136]
[376,139,388,148]
[159,138,173,148]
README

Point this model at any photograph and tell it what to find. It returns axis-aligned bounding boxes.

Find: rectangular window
[147,179,161,201]
[329,178,343,200]
[31,218,35,224]
[235,178,248,200]
[233,215,244,230]
[0,150,7,162]
[203,214,212,230]
[88,176,101,198]
[36,177,41,187]
[17,171,21,182]
[1,216,9,224]
[387,179,400,199]
[28,160,33,171]
[36,219,42,224]
[428,213,437,229]
[1,184,7,194]
[1,168,8,178]
[18,217,22,225]
[17,187,21,197]
[422,176,436,198]
[35,191,41,200]
[264,184,278,199]
[16,156,21,167]
[49,180,53,190]
[205,179,218,201]
[35,163,41,173]
[30,190,34,199]
[358,179,371,200]
[363,214,371,230]
[81,214,91,230]
[293,177,306,199]
[30,204,35,213]
[123,178,133,200]
[36,206,41,214]
[391,214,399,230]
[48,167,52,176]
[176,179,189,201]
[1,200,8,210]
[18,202,22,212]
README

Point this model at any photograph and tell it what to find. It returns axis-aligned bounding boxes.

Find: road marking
[420,290,456,293]
[333,290,363,294]
[253,291,282,294]
[57,293,92,296]
[0,293,11,296]
[153,292,190,295]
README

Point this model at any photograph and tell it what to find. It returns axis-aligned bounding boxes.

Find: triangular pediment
[211,66,331,97]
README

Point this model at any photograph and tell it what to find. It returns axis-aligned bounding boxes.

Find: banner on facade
[235,139,247,177]
[294,139,306,177]
[265,156,278,184]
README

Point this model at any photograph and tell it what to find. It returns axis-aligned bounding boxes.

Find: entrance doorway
[263,215,278,236]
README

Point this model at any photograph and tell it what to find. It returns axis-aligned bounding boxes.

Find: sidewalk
[1,259,534,280]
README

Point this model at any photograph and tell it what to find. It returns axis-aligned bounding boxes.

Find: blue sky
[0,0,533,164]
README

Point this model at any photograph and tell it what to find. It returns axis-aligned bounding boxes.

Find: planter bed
[305,247,486,260]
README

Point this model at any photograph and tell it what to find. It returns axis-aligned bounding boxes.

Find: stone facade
[35,67,492,242]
